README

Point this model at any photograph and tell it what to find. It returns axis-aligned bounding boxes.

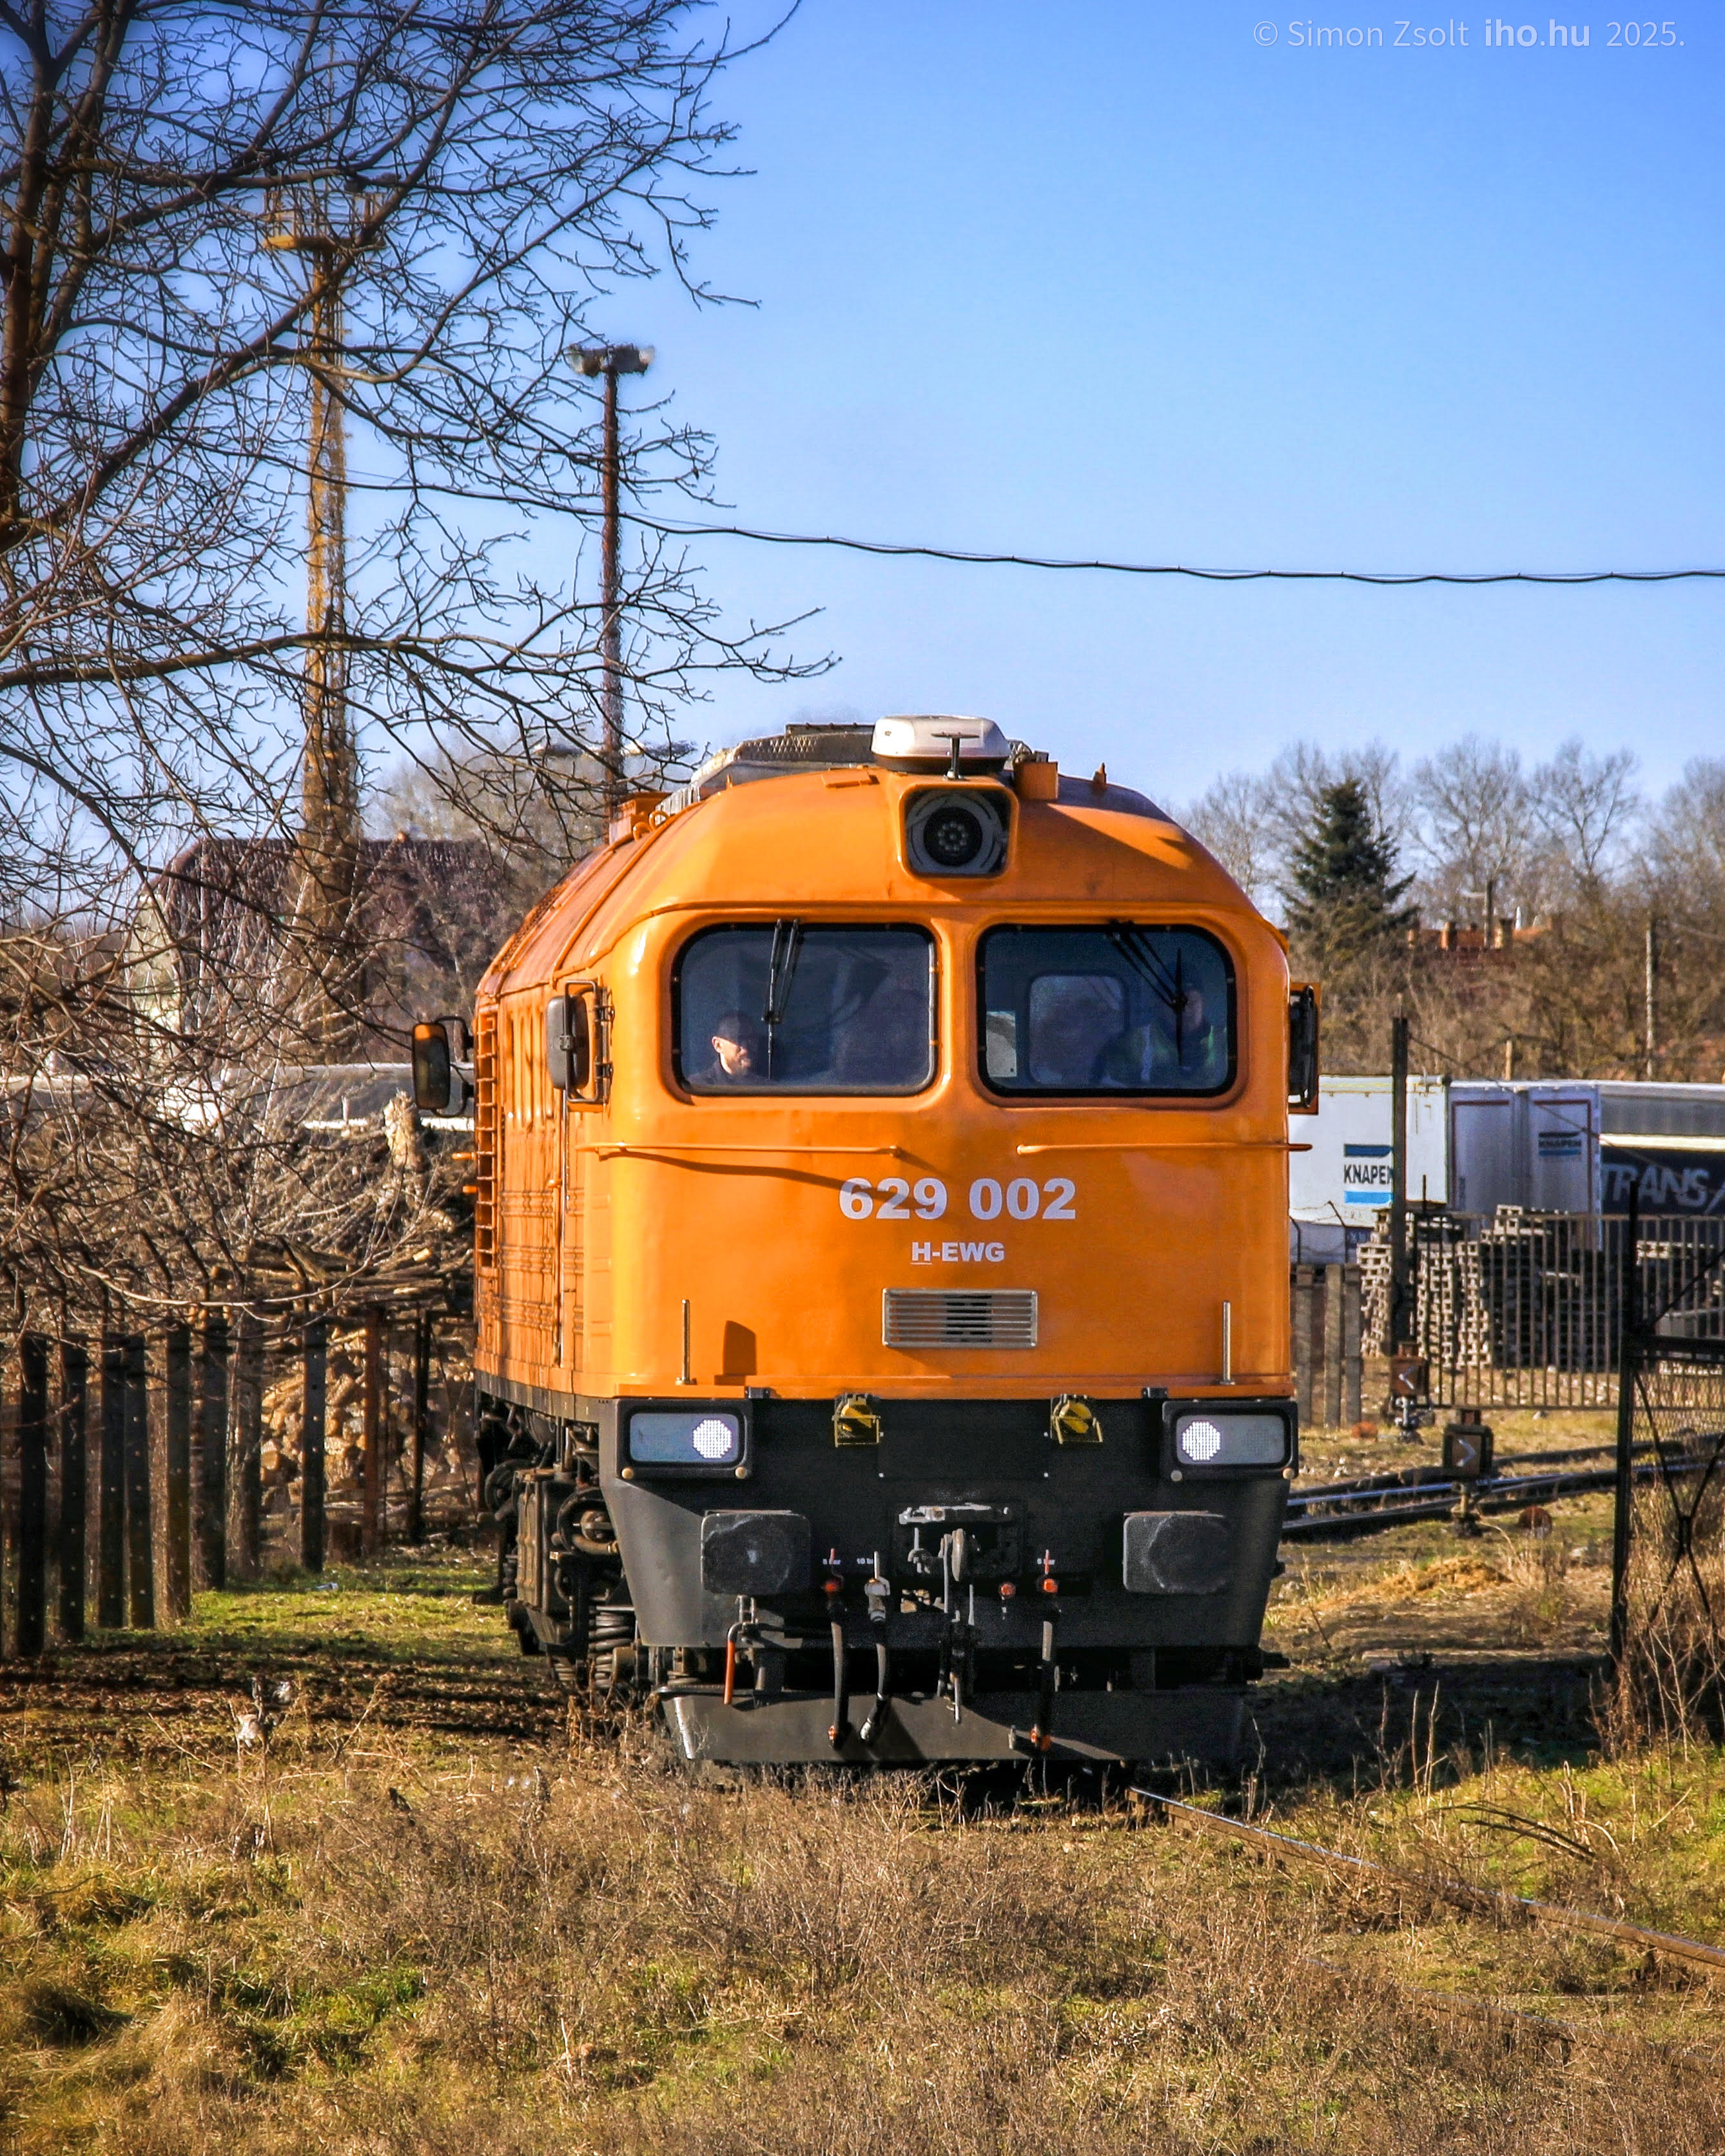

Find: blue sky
[590,3,1722,803]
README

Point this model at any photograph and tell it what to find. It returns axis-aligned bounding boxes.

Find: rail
[1282,1439,1716,1538]
[1132,1788,1725,1979]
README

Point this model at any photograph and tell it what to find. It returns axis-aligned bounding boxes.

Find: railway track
[1131,1787,1725,1982]
[1283,1438,1719,1539]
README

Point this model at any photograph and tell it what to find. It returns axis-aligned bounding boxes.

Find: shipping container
[1289,1075,1450,1262]
[1448,1080,1725,1219]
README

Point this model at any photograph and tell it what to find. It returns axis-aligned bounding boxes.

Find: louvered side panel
[474,1008,498,1269]
[881,1289,1039,1350]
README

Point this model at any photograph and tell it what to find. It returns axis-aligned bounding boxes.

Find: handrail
[570,1141,909,1159]
[1016,1139,1311,1154]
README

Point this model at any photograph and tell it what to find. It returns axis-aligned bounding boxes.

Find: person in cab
[1098,981,1227,1090]
[703,1012,765,1084]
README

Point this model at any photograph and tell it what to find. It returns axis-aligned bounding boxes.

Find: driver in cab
[702,1012,765,1084]
[1100,985,1225,1088]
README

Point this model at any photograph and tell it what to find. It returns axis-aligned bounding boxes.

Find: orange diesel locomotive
[417,717,1318,1767]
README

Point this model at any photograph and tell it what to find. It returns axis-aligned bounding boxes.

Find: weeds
[3,1737,1724,2154]
[4,1560,1724,2153]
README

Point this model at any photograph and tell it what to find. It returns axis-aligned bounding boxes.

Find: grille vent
[882,1289,1038,1350]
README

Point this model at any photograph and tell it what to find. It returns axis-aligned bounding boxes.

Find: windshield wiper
[762,917,805,1078]
[1107,921,1197,1057]
[1106,921,1182,1007]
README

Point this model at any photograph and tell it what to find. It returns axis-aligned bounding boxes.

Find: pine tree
[1285,779,1416,952]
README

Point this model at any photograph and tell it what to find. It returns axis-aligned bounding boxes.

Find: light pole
[265,184,375,1052]
[570,342,653,820]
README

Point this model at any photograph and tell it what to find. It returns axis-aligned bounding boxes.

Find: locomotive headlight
[629,1409,743,1467]
[903,787,1010,877]
[924,803,984,868]
[692,1416,735,1459]
[1173,1412,1289,1469]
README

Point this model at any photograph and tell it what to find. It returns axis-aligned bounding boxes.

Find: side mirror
[1288,984,1320,1114]
[545,993,591,1092]
[413,1021,454,1113]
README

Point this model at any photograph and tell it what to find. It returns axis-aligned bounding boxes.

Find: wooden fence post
[17,1333,49,1656]
[59,1340,88,1642]
[409,1309,430,1545]
[1322,1264,1345,1431]
[98,1335,126,1628]
[163,1326,192,1622]
[300,1316,327,1573]
[1343,1264,1363,1427]
[229,1312,263,1583]
[362,1307,384,1558]
[123,1333,153,1629]
[197,1316,229,1590]
[1292,1266,1316,1427]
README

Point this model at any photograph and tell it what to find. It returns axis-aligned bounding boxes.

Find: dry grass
[1604,1480,1725,1755]
[1294,1553,1508,1616]
[4,1563,1725,2154]
[1269,1509,1615,1665]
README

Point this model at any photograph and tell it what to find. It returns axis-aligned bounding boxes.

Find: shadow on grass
[1249,1652,1604,1797]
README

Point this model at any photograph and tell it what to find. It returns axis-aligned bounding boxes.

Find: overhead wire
[627,513,1725,588]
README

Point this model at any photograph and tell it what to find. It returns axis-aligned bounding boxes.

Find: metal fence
[1358,1210,1725,1411]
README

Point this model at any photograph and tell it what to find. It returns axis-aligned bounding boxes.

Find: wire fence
[1609,1321,1725,1747]
[1356,1210,1725,1411]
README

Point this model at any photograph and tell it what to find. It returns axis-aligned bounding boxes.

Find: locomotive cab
[465,716,1302,1767]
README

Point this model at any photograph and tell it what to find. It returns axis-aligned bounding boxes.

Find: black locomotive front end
[502,1389,1292,1768]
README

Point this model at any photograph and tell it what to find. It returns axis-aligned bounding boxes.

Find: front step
[659,1687,1243,1767]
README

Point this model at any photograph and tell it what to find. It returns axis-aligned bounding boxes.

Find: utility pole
[1644,915,1658,1081]
[571,343,652,821]
[1387,1011,1412,1354]
[266,189,370,1054]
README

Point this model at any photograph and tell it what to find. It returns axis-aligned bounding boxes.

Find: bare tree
[1532,737,1641,893]
[0,1,822,1346]
[1181,768,1278,915]
[1180,739,1405,923]
[1644,758,1725,1080]
[1645,757,1724,895]
[1263,740,1407,876]
[1408,736,1535,925]
[1180,730,1720,1084]
[0,1,817,912]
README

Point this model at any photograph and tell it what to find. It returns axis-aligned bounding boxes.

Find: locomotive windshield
[979,925,1234,1095]
[677,923,935,1093]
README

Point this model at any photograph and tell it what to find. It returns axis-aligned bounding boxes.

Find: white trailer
[1289,1075,1450,1263]
[1448,1080,1725,1219]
